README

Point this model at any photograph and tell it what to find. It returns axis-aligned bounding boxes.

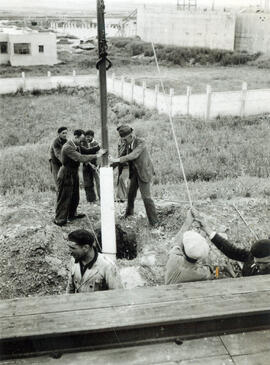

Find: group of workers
[49,124,270,295]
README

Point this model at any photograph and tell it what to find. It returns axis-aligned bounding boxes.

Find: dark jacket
[49,137,66,166]
[211,233,270,276]
[119,136,154,183]
[61,140,100,171]
[81,139,100,167]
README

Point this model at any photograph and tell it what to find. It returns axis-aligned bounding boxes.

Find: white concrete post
[205,84,212,122]
[47,71,51,78]
[240,82,248,118]
[73,70,76,86]
[154,84,159,109]
[265,0,270,12]
[121,75,124,98]
[169,88,174,117]
[131,78,135,103]
[186,86,191,115]
[100,167,117,261]
[112,72,115,92]
[142,81,146,106]
[21,72,26,90]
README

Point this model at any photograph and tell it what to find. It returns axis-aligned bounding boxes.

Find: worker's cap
[117,124,133,137]
[68,229,95,247]
[251,239,270,259]
[183,230,209,260]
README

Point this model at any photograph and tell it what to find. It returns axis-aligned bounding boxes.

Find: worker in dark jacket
[109,125,158,227]
[54,129,105,226]
[195,212,270,276]
[49,126,68,188]
[82,130,100,203]
[116,135,129,202]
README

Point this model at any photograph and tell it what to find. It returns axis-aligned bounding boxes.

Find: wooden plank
[1,276,270,359]
[221,329,270,356]
[233,351,270,365]
[1,291,270,340]
[0,337,228,364]
[1,291,270,359]
[1,275,269,318]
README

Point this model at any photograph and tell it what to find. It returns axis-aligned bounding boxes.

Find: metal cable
[151,42,193,209]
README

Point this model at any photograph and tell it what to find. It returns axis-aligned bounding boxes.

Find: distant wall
[9,33,57,66]
[137,7,236,50]
[235,13,270,54]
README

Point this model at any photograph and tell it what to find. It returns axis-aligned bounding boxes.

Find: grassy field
[1,87,270,194]
[113,64,270,95]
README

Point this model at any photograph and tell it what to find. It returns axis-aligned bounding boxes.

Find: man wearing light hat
[109,125,158,227]
[165,211,213,284]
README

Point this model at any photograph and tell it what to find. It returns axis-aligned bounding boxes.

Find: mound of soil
[0,193,269,299]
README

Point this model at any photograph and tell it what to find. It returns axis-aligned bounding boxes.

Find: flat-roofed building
[0,27,57,66]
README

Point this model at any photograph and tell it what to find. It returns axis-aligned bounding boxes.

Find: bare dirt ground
[0,187,269,300]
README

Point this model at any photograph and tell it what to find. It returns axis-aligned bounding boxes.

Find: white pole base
[100,167,117,261]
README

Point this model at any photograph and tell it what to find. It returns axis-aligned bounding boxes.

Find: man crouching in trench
[66,229,123,293]
[165,210,215,284]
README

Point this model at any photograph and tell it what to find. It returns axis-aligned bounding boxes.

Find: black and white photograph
[0,0,270,363]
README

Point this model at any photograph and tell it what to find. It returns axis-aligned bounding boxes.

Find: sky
[0,0,265,11]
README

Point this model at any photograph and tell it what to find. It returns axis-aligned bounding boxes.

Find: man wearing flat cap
[66,229,123,293]
[195,212,270,276]
[109,124,158,227]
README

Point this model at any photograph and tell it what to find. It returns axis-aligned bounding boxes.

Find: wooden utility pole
[96,0,116,261]
[96,0,112,166]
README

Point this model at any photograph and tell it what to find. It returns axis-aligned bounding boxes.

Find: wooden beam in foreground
[0,275,270,360]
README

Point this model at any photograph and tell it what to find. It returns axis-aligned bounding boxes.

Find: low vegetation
[1,87,270,195]
[109,37,261,66]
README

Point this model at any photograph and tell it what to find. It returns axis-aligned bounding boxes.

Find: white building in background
[0,27,57,66]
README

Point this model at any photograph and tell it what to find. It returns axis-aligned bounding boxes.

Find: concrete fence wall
[1,73,270,120]
[107,75,270,120]
[0,73,97,94]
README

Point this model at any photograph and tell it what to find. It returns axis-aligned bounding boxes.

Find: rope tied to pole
[151,42,193,209]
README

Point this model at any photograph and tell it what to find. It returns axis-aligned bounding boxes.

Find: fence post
[240,82,248,118]
[142,81,146,106]
[112,72,115,92]
[73,70,76,86]
[121,76,124,98]
[169,88,174,117]
[186,86,191,115]
[131,78,135,103]
[155,84,159,109]
[21,72,26,90]
[205,84,212,122]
